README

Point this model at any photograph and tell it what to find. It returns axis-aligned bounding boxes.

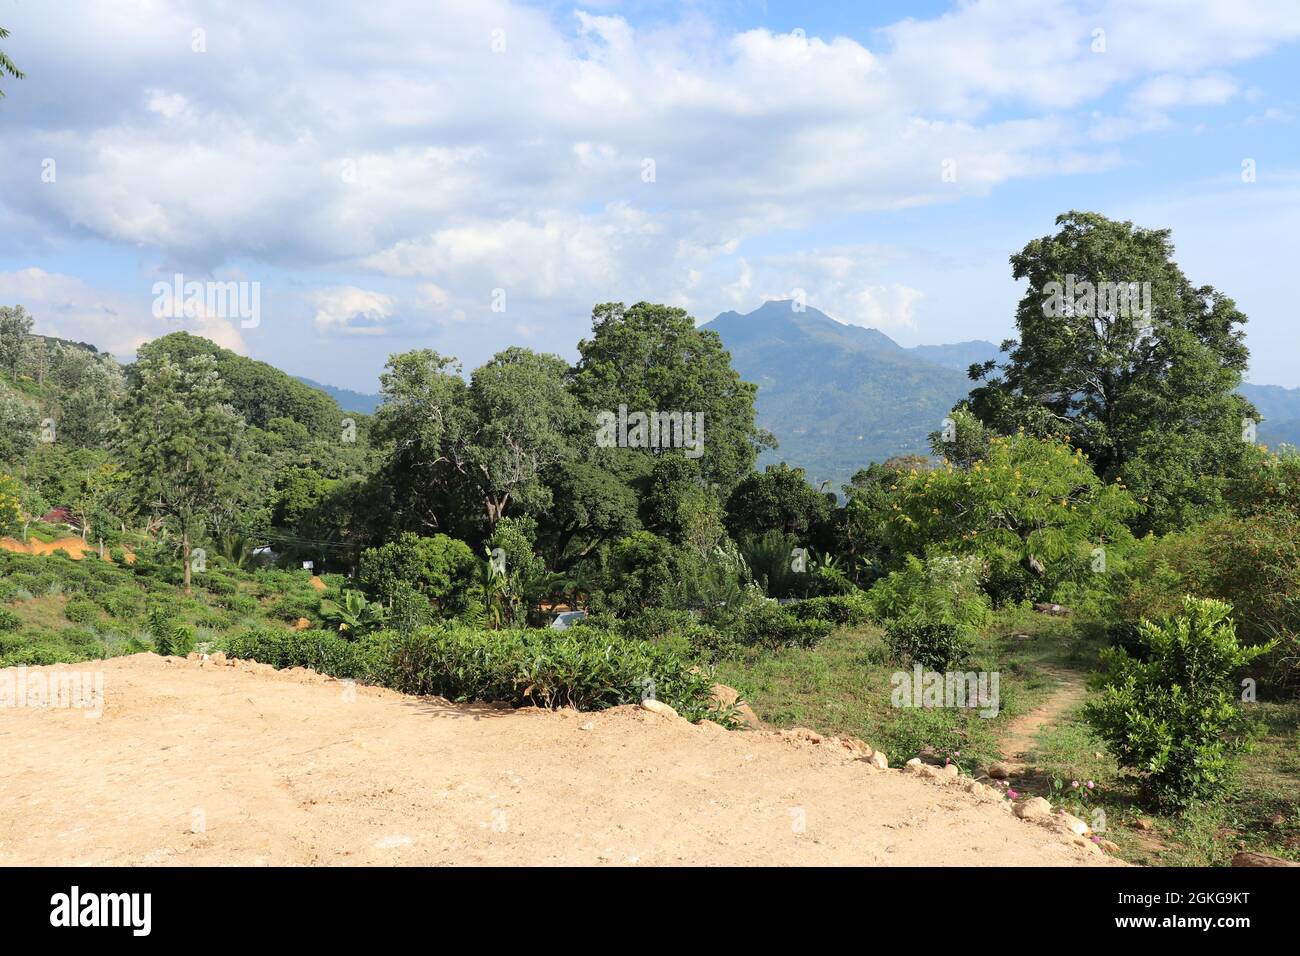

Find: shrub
[589,531,683,616]
[222,628,379,680]
[0,608,20,631]
[1083,597,1273,810]
[146,606,194,657]
[884,614,972,670]
[868,554,991,631]
[788,592,872,626]
[223,624,729,723]
[718,591,833,650]
[62,598,99,625]
[358,532,477,612]
[267,590,321,624]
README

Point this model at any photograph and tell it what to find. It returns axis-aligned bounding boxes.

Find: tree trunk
[182,528,192,594]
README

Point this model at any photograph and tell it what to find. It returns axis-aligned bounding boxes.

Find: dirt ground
[0,655,1120,866]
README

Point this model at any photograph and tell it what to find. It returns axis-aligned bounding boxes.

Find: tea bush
[1083,597,1273,809]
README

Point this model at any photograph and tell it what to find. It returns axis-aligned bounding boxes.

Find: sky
[1,0,1298,392]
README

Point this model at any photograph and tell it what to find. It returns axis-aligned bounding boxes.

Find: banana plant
[322,589,389,638]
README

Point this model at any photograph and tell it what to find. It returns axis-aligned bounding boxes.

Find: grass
[713,606,1097,772]
[1004,632,1300,866]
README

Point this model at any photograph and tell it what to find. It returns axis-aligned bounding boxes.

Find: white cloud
[0,0,1297,370]
[311,287,396,337]
[0,267,247,356]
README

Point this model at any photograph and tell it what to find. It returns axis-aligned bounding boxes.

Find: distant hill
[703,301,1300,488]
[295,377,382,415]
[702,301,984,487]
[1240,382,1300,449]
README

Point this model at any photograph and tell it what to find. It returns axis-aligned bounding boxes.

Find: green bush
[358,532,477,612]
[788,592,872,626]
[868,554,991,628]
[223,628,378,680]
[1083,597,1273,810]
[62,598,99,625]
[267,590,321,623]
[222,624,728,723]
[884,613,973,670]
[717,591,833,650]
[0,607,20,631]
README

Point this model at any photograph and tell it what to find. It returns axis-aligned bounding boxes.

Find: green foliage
[788,592,873,626]
[590,531,683,616]
[321,589,389,638]
[147,605,193,656]
[358,532,477,612]
[0,607,20,631]
[223,623,729,723]
[968,211,1254,535]
[724,462,832,544]
[884,615,972,670]
[223,627,379,680]
[867,554,991,631]
[62,598,99,624]
[1083,597,1273,809]
[570,301,770,492]
[886,431,1137,602]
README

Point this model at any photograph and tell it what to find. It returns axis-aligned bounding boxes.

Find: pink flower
[1086,781,1095,789]
[1007,789,1019,800]
[1071,780,1079,789]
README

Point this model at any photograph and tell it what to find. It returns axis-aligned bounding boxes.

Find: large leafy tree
[724,462,832,545]
[569,302,771,493]
[373,346,578,533]
[968,211,1254,533]
[116,352,245,591]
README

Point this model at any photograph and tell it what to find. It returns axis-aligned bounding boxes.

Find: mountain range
[701,300,1300,488]
[293,299,1300,487]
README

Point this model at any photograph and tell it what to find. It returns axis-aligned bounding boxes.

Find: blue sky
[1,0,1298,391]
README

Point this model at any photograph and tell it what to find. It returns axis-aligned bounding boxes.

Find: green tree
[374,347,577,530]
[357,531,477,613]
[0,25,23,98]
[0,305,33,379]
[569,302,772,492]
[724,462,832,545]
[116,352,245,591]
[884,431,1138,601]
[968,212,1254,533]
[0,382,38,465]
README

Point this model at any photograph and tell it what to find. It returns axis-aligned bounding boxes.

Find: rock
[940,763,960,779]
[292,617,311,631]
[987,762,1011,779]
[781,727,823,745]
[639,699,679,720]
[866,751,888,770]
[1134,817,1155,831]
[710,684,762,729]
[1014,797,1053,821]
[1032,602,1071,616]
[1057,811,1090,836]
[186,652,199,661]
[1098,839,1121,853]
[834,736,872,757]
[208,652,227,666]
[578,721,595,732]
[904,758,924,772]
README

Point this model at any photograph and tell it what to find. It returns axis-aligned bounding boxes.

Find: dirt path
[0,655,1119,866]
[999,666,1088,773]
